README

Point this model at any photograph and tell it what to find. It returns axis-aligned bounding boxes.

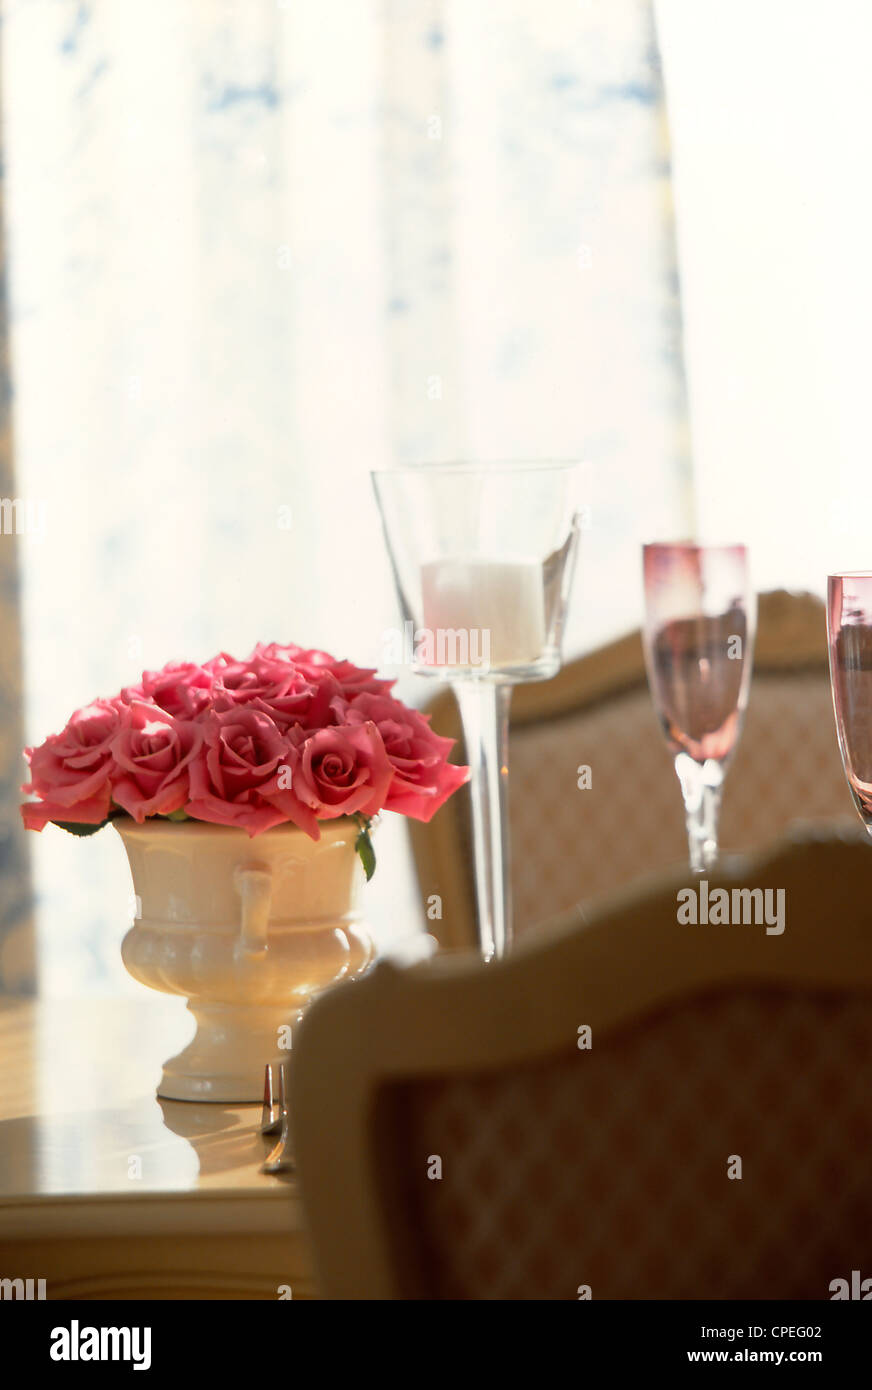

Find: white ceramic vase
[117,818,375,1103]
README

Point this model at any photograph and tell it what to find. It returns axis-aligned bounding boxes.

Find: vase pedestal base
[158,1003,299,1104]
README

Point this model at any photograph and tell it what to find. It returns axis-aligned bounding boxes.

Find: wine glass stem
[675,752,723,874]
[453,679,513,961]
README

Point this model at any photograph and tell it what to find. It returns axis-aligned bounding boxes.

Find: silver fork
[260,1060,283,1137]
[261,1059,295,1174]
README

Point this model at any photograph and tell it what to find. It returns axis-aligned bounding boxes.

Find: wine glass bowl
[642,542,755,873]
[827,572,872,834]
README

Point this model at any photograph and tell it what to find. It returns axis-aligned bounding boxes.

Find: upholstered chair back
[398,985,871,1299]
[293,831,872,1300]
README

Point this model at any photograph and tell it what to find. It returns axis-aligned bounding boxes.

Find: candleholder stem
[453,679,513,960]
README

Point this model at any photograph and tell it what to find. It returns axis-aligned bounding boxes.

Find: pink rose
[21,790,112,833]
[110,700,204,821]
[269,720,394,825]
[339,692,469,822]
[250,642,302,664]
[123,662,213,718]
[185,706,297,837]
[20,698,122,831]
[252,643,395,700]
[210,656,316,730]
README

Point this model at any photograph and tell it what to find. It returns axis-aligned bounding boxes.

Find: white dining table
[0,995,315,1300]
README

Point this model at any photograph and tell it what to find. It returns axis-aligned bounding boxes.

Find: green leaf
[51,819,110,838]
[355,825,376,882]
[165,809,189,822]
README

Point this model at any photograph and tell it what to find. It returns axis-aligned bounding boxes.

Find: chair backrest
[292,829,872,1299]
[410,589,853,950]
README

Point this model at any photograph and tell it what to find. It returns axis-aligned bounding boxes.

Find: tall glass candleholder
[372,462,583,961]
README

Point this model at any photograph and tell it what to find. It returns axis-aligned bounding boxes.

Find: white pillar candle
[420,558,547,669]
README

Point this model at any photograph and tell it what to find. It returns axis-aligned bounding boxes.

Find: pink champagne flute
[642,543,756,873]
[827,573,872,832]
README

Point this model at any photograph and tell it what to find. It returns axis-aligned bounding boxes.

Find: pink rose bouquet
[20,643,469,878]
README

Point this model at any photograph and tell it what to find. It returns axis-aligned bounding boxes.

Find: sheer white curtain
[656,0,872,586]
[3,0,690,993]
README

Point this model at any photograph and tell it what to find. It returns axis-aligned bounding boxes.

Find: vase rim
[112,816,359,840]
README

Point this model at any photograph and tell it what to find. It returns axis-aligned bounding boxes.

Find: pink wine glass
[643,543,756,873]
[827,573,872,833]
